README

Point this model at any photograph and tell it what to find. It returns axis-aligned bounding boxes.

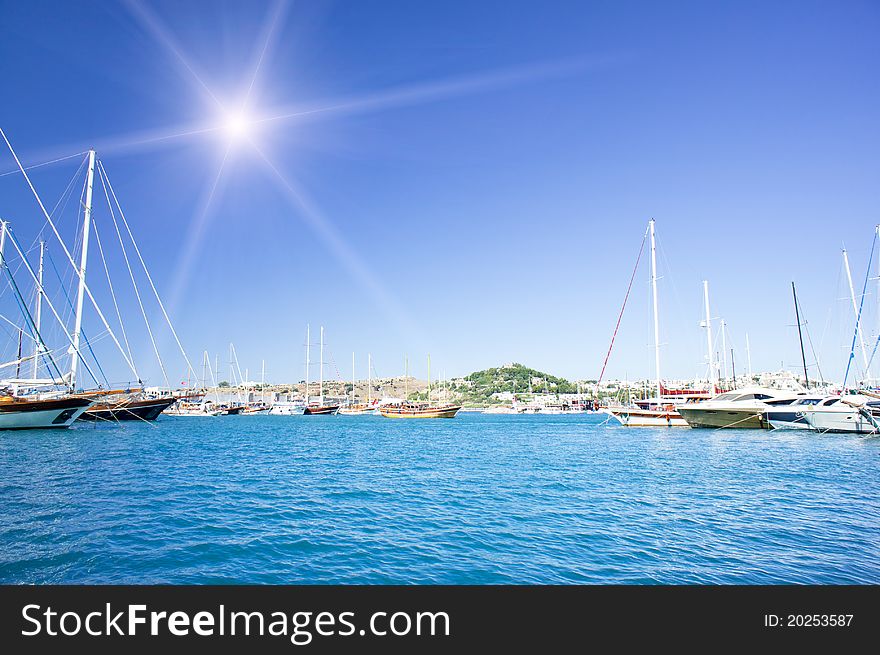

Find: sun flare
[222,111,252,142]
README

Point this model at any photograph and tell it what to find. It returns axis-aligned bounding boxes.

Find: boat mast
[351,351,355,404]
[69,149,96,390]
[745,333,752,378]
[649,219,661,400]
[703,280,716,390]
[31,240,44,380]
[367,353,372,405]
[404,355,408,398]
[261,359,265,405]
[427,353,431,403]
[319,326,324,404]
[720,319,728,387]
[792,281,810,389]
[305,324,310,405]
[842,248,872,380]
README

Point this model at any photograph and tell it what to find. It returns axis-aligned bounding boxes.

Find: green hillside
[441,363,578,405]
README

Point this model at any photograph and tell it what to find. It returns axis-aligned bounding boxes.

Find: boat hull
[605,408,689,427]
[379,405,462,419]
[764,410,811,430]
[303,405,340,415]
[337,406,376,415]
[79,397,176,422]
[676,406,769,429]
[0,398,92,430]
[801,408,879,434]
[268,404,305,416]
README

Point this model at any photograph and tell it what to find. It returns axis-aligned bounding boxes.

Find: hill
[444,363,578,405]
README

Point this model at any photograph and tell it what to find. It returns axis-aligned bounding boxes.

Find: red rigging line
[596,225,649,388]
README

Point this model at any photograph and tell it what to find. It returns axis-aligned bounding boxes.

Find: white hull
[268,404,305,416]
[604,408,689,427]
[802,408,879,434]
[768,419,812,430]
[0,404,89,429]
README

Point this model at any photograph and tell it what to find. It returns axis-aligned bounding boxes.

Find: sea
[1,413,878,584]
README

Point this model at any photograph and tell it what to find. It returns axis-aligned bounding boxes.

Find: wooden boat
[300,325,339,415]
[303,404,339,415]
[164,399,222,416]
[79,395,176,421]
[338,403,376,415]
[338,352,376,415]
[379,402,461,419]
[0,395,94,429]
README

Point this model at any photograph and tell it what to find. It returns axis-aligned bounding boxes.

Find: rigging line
[9,229,105,387]
[90,205,136,369]
[596,224,650,388]
[0,151,87,178]
[0,156,87,305]
[97,164,168,387]
[0,130,141,381]
[43,246,107,387]
[0,229,68,384]
[803,319,826,385]
[843,231,877,390]
[99,160,197,382]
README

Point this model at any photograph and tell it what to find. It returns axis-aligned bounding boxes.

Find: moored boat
[79,395,176,422]
[677,388,799,429]
[798,396,880,434]
[338,403,376,415]
[0,395,93,429]
[304,404,340,415]
[379,402,461,419]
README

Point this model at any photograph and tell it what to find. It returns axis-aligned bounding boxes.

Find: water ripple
[0,414,878,583]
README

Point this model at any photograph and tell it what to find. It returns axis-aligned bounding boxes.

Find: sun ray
[251,143,429,347]
[122,0,226,113]
[165,145,234,316]
[255,52,625,126]
[241,0,290,111]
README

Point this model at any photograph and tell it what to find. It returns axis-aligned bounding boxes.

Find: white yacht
[763,394,826,430]
[677,388,801,429]
[268,401,306,416]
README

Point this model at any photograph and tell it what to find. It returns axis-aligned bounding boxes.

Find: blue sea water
[0,413,878,584]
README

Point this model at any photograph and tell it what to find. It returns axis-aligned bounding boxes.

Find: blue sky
[1,0,879,388]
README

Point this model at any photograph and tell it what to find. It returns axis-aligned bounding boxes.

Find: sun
[222,111,252,142]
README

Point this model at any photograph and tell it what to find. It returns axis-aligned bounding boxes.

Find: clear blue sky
[1,0,878,388]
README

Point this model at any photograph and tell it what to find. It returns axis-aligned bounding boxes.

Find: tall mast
[427,353,431,403]
[405,355,409,398]
[31,240,44,380]
[745,333,752,377]
[843,248,871,380]
[69,149,96,389]
[792,281,810,389]
[261,359,265,405]
[319,326,324,404]
[703,280,716,390]
[367,353,372,405]
[305,324,310,405]
[720,319,728,386]
[351,351,355,404]
[649,219,661,400]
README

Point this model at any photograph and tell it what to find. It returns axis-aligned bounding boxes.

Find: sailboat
[338,352,376,415]
[604,220,695,427]
[303,325,339,415]
[378,354,461,419]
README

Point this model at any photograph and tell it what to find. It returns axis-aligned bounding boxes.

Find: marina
[1,0,878,604]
